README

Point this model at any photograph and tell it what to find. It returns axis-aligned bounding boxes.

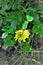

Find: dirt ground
[0,48,43,65]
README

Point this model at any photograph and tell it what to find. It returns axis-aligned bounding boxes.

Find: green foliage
[22,15,33,29]
[0,16,3,24]
[26,15,33,22]
[0,0,43,54]
[22,21,28,29]
[2,32,8,39]
[32,22,43,37]
[23,45,31,52]
[2,38,15,50]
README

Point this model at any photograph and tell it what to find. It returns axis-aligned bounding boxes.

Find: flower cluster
[14,29,30,42]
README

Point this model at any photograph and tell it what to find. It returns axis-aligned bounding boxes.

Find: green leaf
[2,25,14,34]
[26,7,36,12]
[32,22,43,37]
[32,21,40,34]
[38,30,43,37]
[11,21,17,30]
[2,32,8,39]
[40,23,43,30]
[0,10,7,16]
[8,1,13,9]
[2,38,15,50]
[2,5,8,10]
[12,3,18,10]
[26,15,33,21]
[32,25,40,34]
[8,27,14,34]
[22,21,28,29]
[33,13,39,22]
[24,45,31,52]
[6,15,14,22]
[1,0,9,10]
[2,25,11,31]
[32,25,37,33]
[0,16,3,24]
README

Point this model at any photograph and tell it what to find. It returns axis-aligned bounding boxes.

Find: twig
[24,57,43,65]
[31,51,43,52]
[12,55,23,65]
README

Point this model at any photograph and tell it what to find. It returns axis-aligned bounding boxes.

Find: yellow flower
[14,29,30,42]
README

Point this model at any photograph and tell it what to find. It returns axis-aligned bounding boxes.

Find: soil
[0,48,43,65]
